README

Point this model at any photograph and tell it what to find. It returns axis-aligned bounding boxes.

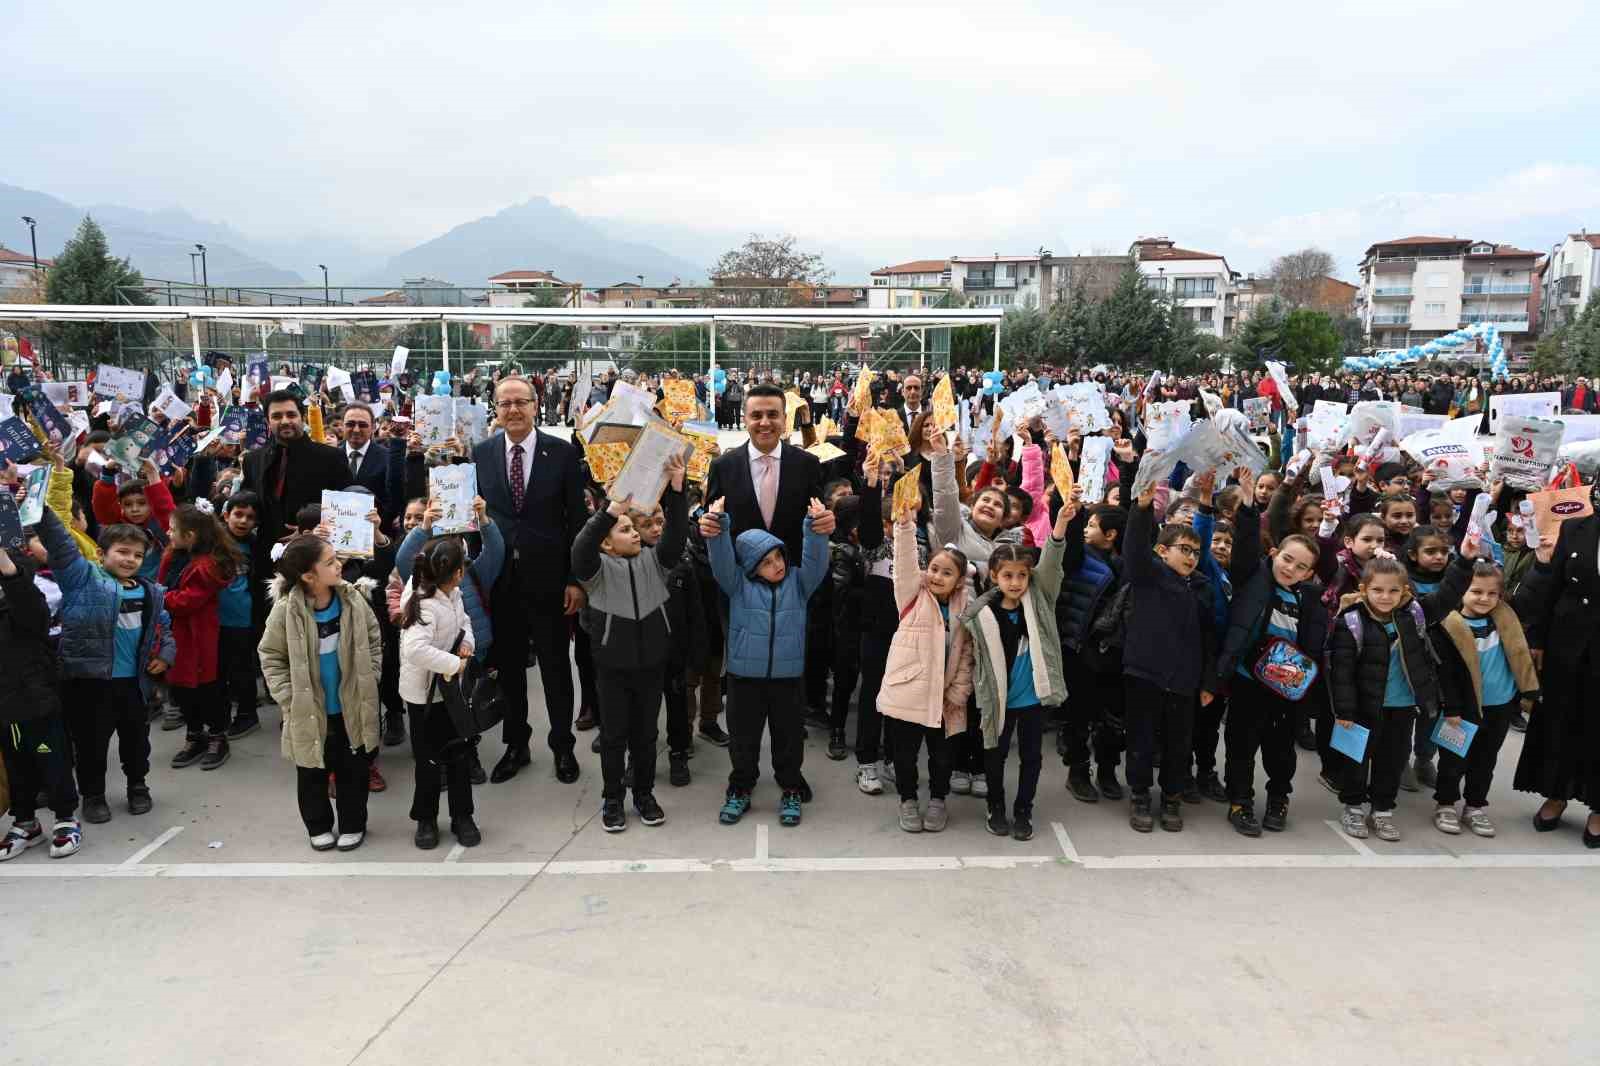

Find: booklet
[1330,721,1370,763]
[321,490,375,558]
[1430,716,1479,759]
[16,466,49,527]
[0,485,23,551]
[429,464,479,535]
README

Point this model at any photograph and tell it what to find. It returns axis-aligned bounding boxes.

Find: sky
[8,0,1600,279]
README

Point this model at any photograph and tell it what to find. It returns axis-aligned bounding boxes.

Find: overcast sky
[9,1,1600,277]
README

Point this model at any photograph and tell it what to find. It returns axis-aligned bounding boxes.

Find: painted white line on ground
[729,855,1058,873]
[444,844,465,864]
[118,826,184,867]
[1325,818,1377,858]
[754,824,769,862]
[1052,822,1079,863]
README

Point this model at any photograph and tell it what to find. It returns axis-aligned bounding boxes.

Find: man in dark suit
[893,373,929,438]
[336,402,391,518]
[473,375,588,785]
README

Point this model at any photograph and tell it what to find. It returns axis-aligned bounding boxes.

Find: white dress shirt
[505,431,536,491]
[345,444,368,474]
[747,439,783,486]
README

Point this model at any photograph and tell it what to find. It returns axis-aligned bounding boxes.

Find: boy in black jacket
[826,494,865,764]
[1056,501,1127,803]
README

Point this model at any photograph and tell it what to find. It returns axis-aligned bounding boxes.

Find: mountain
[360,196,705,288]
[592,216,883,283]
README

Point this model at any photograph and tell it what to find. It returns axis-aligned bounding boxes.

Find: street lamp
[20,216,38,270]
[319,264,329,304]
[195,243,208,287]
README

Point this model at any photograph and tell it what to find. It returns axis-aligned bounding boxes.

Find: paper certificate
[891,466,922,521]
[429,464,479,535]
[608,420,693,510]
[321,490,374,558]
[1077,436,1112,504]
[1050,443,1075,501]
[94,364,147,401]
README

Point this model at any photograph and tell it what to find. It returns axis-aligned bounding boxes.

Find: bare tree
[1267,247,1338,309]
[709,234,832,286]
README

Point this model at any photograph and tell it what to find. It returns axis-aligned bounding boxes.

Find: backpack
[1342,600,1436,665]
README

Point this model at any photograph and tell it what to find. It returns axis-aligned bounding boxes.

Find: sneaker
[972,774,989,799]
[1317,772,1340,795]
[1011,813,1034,841]
[1066,766,1100,804]
[1463,806,1496,838]
[1433,805,1462,835]
[49,820,83,859]
[310,832,337,852]
[0,821,44,861]
[923,798,948,832]
[1179,778,1203,805]
[451,817,482,847]
[226,713,261,740]
[1398,764,1420,792]
[368,762,387,792]
[381,710,406,747]
[1414,757,1438,789]
[950,770,972,795]
[856,763,883,795]
[779,791,803,827]
[335,831,365,852]
[160,706,185,731]
[668,751,691,787]
[826,730,848,761]
[1341,805,1370,838]
[878,759,897,786]
[898,798,923,833]
[985,806,1011,837]
[1369,810,1400,842]
[1229,804,1262,838]
[1097,767,1124,801]
[635,793,666,826]
[1261,798,1288,833]
[719,789,751,825]
[171,733,207,769]
[1509,711,1529,734]
[601,798,627,833]
[199,734,230,771]
[1129,793,1155,833]
[126,785,152,816]
[1159,796,1184,832]
[1197,772,1228,803]
[82,795,112,824]
[698,721,731,747]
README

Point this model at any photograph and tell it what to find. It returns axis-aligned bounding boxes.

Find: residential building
[0,246,51,294]
[1540,231,1600,333]
[949,255,1043,309]
[1234,273,1358,321]
[1040,254,1128,309]
[868,259,952,310]
[486,270,578,345]
[1130,237,1238,338]
[1356,236,1538,351]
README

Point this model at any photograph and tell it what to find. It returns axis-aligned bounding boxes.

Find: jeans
[218,626,259,722]
[855,630,892,764]
[984,703,1044,816]
[1339,705,1416,811]
[1223,675,1299,806]
[173,679,227,736]
[2,715,77,822]
[726,676,804,793]
[294,714,371,836]
[62,677,149,798]
[1434,700,1516,808]
[596,666,663,800]
[890,718,952,801]
[1124,678,1193,797]
[409,701,474,823]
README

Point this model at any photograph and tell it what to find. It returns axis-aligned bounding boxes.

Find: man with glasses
[472,376,588,785]
[338,402,390,518]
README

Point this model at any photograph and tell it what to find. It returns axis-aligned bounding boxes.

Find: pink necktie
[758,453,777,529]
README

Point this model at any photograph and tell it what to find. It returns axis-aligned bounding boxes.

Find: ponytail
[400,536,467,629]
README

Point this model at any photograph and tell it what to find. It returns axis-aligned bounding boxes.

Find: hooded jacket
[877,518,975,734]
[705,511,829,679]
[570,488,688,672]
[929,450,1023,590]
[1124,499,1216,698]
[0,558,60,724]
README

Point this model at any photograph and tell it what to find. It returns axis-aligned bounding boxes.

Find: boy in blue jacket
[704,494,830,827]
[40,509,176,825]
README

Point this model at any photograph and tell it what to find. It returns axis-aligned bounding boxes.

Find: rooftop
[0,247,53,267]
[870,259,949,276]
[1130,237,1224,262]
[488,269,567,284]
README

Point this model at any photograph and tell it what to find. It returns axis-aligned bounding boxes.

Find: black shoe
[826,729,848,760]
[803,705,832,730]
[1097,768,1124,801]
[199,735,230,771]
[468,752,487,786]
[1066,766,1100,804]
[1262,798,1289,833]
[1159,795,1184,832]
[1295,725,1317,752]
[985,806,1011,837]
[381,710,406,747]
[1533,802,1566,832]
[1585,824,1600,850]
[414,820,439,850]
[1510,711,1529,734]
[438,766,449,791]
[590,734,601,754]
[1129,792,1155,833]
[601,798,626,832]
[698,721,730,747]
[1229,804,1263,838]
[82,795,112,824]
[575,704,597,732]
[171,734,207,769]
[635,793,665,826]
[127,784,152,816]
[555,749,580,783]
[797,776,813,804]
[1180,778,1204,805]
[1011,813,1033,842]
[489,745,531,784]
[226,714,261,740]
[668,751,690,787]
[452,817,482,847]
[1198,772,1227,803]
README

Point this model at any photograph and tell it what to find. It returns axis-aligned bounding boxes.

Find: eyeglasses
[495,399,532,410]
[1166,544,1200,558]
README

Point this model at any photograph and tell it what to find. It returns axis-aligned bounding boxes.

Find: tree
[1267,247,1339,309]
[1089,265,1170,367]
[1529,326,1574,378]
[43,216,151,363]
[1229,295,1287,369]
[1279,309,1343,376]
[1568,295,1600,378]
[709,234,832,285]
[509,289,579,360]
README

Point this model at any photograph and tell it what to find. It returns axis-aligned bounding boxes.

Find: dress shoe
[554,749,580,783]
[575,704,597,731]
[468,752,488,785]
[452,817,482,847]
[490,745,531,784]
[1533,802,1566,832]
[414,820,440,850]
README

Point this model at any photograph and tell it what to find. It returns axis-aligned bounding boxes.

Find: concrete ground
[4,665,1598,1066]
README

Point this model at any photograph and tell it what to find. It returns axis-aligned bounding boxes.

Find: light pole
[195,243,208,287]
[20,216,38,271]
[319,264,329,304]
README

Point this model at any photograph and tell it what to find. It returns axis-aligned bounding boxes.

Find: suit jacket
[242,434,352,551]
[472,429,586,606]
[705,443,823,565]
[340,442,391,517]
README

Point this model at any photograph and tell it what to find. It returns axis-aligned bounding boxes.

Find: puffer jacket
[258,579,384,769]
[1211,501,1326,693]
[397,584,473,705]
[570,489,688,671]
[0,560,60,724]
[393,519,505,663]
[1056,506,1120,652]
[929,449,1022,589]
[38,509,175,700]
[1328,597,1442,722]
[705,512,829,679]
[877,518,974,735]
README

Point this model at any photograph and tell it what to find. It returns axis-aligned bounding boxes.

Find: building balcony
[962,276,1016,290]
[1372,286,1413,297]
[1371,313,1410,325]
[1460,313,1528,327]
[1462,284,1531,295]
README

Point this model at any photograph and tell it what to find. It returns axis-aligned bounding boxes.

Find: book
[1430,716,1479,759]
[1330,721,1370,763]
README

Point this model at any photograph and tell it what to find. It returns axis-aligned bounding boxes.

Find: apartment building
[1540,231,1600,332]
[486,269,577,344]
[1356,236,1538,351]
[949,255,1044,308]
[1130,237,1237,338]
[868,259,952,309]
[1040,254,1128,308]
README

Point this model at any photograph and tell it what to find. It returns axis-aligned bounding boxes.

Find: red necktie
[510,443,525,512]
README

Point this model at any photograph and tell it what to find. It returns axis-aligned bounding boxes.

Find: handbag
[428,634,506,739]
[1251,636,1319,701]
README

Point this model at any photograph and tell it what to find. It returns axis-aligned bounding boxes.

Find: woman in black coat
[1514,511,1600,846]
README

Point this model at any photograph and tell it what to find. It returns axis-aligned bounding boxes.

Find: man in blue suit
[336,403,391,518]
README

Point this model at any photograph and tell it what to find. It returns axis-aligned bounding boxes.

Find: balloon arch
[1342,321,1506,378]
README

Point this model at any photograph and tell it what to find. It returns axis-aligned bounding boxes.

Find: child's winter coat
[158,552,230,687]
[877,518,974,735]
[959,532,1068,748]
[570,489,688,671]
[1431,603,1540,717]
[705,512,829,679]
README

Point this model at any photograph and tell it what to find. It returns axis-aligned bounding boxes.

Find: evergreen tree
[1568,294,1600,378]
[1279,309,1342,376]
[43,217,151,363]
[1229,295,1287,369]
[509,290,580,358]
[1529,326,1573,378]
[1092,265,1169,367]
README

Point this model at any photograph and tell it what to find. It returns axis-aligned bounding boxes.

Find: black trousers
[827,628,860,733]
[218,626,258,722]
[1339,705,1416,811]
[573,626,599,713]
[409,701,474,823]
[1224,675,1299,806]
[173,679,227,736]
[1191,691,1227,780]
[294,714,371,836]
[854,630,892,764]
[804,603,832,710]
[984,703,1044,817]
[890,718,952,801]
[377,614,405,719]
[1314,699,1336,778]
[952,694,985,773]
[1062,658,1125,772]
[492,564,575,755]
[1434,700,1515,808]
[1124,678,1193,797]
[62,677,149,799]
[727,675,804,794]
[2,715,77,823]
[663,659,692,755]
[596,666,663,800]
